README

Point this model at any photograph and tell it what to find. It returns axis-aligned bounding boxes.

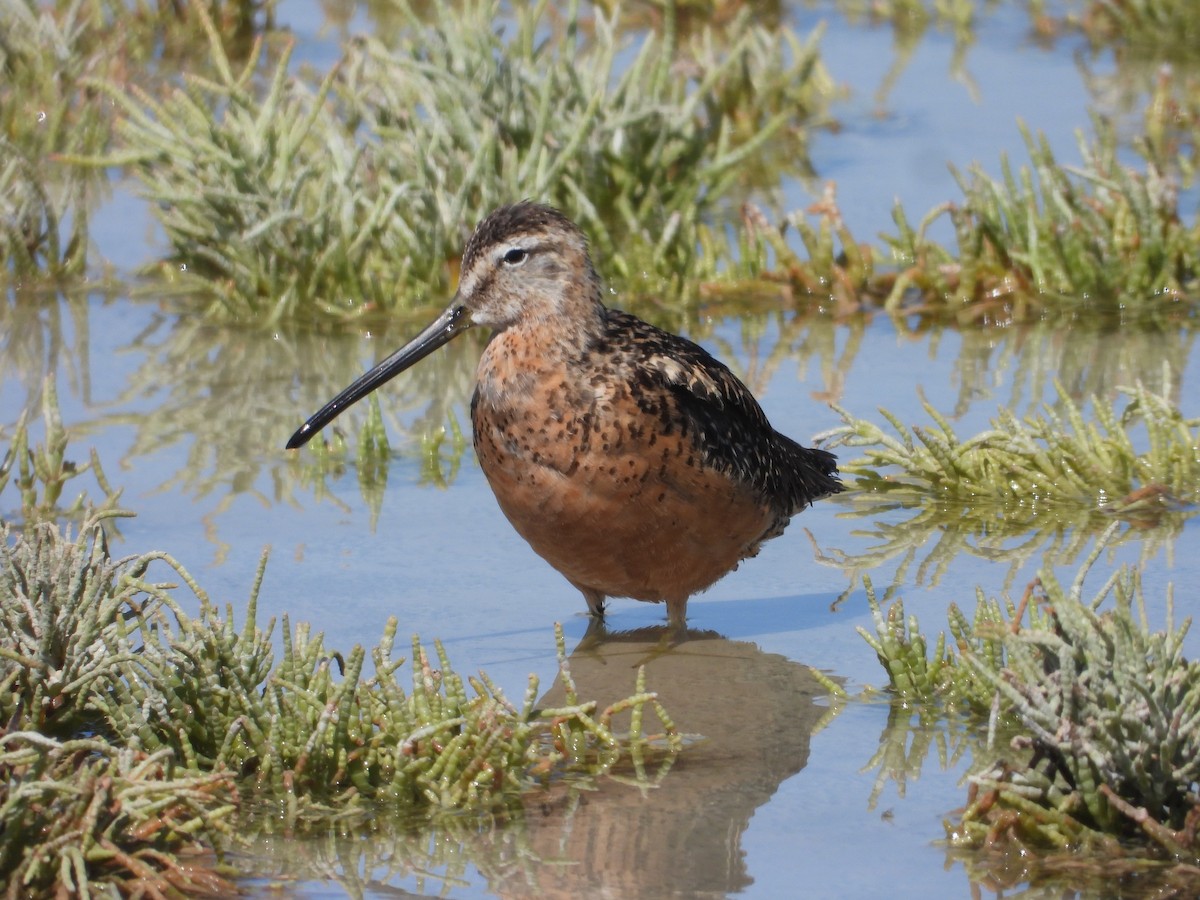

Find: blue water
[3,1,1196,897]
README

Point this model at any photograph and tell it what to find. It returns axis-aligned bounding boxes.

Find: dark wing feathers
[602,310,842,514]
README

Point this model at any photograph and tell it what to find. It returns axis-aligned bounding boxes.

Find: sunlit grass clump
[863,533,1200,886]
[883,124,1197,321]
[822,377,1200,513]
[0,0,274,281]
[16,0,1200,326]
[0,400,680,897]
[91,0,829,322]
[710,121,1199,323]
[0,3,109,279]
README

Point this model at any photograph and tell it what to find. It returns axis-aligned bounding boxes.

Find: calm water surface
[3,2,1198,898]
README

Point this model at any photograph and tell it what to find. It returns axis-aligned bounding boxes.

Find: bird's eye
[501,247,528,266]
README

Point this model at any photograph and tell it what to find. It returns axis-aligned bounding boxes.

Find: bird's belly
[474,414,778,603]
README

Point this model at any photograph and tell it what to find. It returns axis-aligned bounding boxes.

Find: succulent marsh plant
[1140,64,1200,183]
[0,733,238,899]
[723,120,1200,324]
[818,376,1197,605]
[863,528,1200,886]
[0,378,123,525]
[0,515,680,892]
[883,123,1197,321]
[0,2,106,279]
[0,402,681,896]
[822,377,1200,513]
[951,560,1200,882]
[89,0,831,322]
[92,568,681,815]
[0,0,280,281]
[1067,0,1200,58]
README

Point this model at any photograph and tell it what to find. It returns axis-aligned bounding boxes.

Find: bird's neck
[518,282,608,357]
[475,302,607,413]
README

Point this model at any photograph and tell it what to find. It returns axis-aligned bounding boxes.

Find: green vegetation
[4,0,1200,896]
[0,3,107,279]
[0,733,238,898]
[952,568,1199,863]
[1064,0,1200,57]
[0,0,274,280]
[1143,65,1200,182]
[0,379,123,525]
[6,0,1197,324]
[0,395,680,897]
[822,0,1200,63]
[884,123,1196,321]
[732,122,1199,323]
[823,378,1200,512]
[862,532,1200,887]
[816,377,1197,600]
[838,377,1200,888]
[78,0,829,321]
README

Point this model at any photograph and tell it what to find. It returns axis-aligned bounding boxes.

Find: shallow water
[4,1,1199,898]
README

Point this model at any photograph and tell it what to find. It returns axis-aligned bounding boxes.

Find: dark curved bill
[286,304,471,450]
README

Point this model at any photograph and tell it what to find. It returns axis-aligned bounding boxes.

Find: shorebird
[287,202,842,626]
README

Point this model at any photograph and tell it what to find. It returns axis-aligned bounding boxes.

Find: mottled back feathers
[587,309,843,515]
[464,201,843,515]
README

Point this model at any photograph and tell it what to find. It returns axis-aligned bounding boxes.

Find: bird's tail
[783,442,844,513]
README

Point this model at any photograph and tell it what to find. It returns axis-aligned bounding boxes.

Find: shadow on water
[235,625,831,897]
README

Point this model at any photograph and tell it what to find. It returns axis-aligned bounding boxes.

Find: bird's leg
[666,596,688,630]
[579,587,607,620]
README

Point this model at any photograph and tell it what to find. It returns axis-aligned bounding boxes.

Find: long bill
[286,303,471,450]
